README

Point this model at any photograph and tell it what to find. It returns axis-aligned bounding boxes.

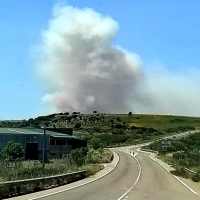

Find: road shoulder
[139,148,200,197]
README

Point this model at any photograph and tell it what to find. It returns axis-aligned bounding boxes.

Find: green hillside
[0,112,199,147]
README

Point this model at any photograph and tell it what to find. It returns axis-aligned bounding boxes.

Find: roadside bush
[74,122,82,129]
[80,164,104,177]
[1,141,25,159]
[68,147,89,166]
[191,173,200,182]
[112,129,124,135]
[90,138,103,149]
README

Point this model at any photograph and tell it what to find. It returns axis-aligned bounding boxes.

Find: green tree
[1,141,25,159]
[74,122,82,129]
[90,138,103,149]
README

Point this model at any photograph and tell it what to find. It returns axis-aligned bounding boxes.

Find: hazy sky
[1,0,200,119]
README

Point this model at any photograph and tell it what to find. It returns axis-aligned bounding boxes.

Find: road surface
[126,148,199,200]
[22,148,199,200]
[31,149,138,200]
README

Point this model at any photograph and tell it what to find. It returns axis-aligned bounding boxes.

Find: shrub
[85,148,113,164]
[74,122,82,129]
[90,138,103,149]
[68,147,88,166]
[81,164,103,177]
[1,141,25,159]
[191,173,200,182]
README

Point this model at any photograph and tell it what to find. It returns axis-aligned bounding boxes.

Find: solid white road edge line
[28,151,120,200]
[147,151,198,195]
[149,154,170,173]
[117,150,141,200]
[173,175,198,195]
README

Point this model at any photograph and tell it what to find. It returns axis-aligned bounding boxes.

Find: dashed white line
[117,150,141,200]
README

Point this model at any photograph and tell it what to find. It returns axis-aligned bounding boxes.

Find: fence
[184,167,196,174]
[0,158,24,169]
[140,147,158,154]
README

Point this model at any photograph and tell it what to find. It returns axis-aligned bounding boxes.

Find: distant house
[0,128,87,160]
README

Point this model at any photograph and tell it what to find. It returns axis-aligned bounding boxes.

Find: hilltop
[0,112,199,147]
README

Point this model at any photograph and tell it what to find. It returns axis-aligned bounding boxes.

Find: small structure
[161,139,172,151]
[0,128,87,160]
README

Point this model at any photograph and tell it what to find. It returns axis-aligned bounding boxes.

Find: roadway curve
[126,148,200,200]
[26,148,200,200]
[11,147,200,200]
[37,150,138,200]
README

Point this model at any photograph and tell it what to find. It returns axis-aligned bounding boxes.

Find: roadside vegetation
[148,132,200,182]
[0,112,200,185]
[0,141,113,182]
[1,112,200,131]
[0,141,113,198]
[0,112,198,147]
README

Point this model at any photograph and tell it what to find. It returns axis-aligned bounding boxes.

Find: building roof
[0,128,76,139]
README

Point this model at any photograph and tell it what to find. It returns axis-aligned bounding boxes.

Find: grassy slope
[124,114,200,131]
[77,114,200,130]
[1,114,200,131]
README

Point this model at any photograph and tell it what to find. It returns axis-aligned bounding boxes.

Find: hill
[0,112,199,147]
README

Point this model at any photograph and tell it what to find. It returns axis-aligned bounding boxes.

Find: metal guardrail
[184,167,200,183]
[0,170,86,187]
[184,167,196,174]
[140,148,158,154]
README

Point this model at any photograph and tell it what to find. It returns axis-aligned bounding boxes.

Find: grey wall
[0,133,50,151]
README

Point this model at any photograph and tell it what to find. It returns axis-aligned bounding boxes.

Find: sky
[0,0,200,119]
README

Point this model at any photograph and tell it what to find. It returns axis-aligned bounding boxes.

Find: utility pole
[42,127,46,176]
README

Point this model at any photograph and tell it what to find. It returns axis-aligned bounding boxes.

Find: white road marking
[28,152,120,200]
[133,152,139,157]
[173,175,198,195]
[147,151,198,195]
[122,196,129,200]
[117,150,142,200]
[149,154,170,173]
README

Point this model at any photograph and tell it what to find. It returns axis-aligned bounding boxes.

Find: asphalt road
[138,130,200,147]
[40,150,138,200]
[126,148,200,200]
[34,148,199,200]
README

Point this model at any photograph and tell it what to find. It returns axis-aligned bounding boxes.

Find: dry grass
[127,114,200,131]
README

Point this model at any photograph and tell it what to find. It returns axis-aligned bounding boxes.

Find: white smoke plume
[36,4,146,114]
[143,65,200,116]
[36,4,200,116]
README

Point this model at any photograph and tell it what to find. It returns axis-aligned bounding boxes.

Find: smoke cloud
[36,4,146,114]
[143,65,200,116]
[35,4,200,116]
